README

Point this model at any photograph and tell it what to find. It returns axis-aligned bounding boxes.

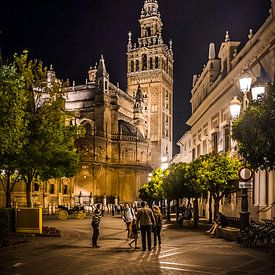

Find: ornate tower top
[139,0,162,41]
[141,0,160,19]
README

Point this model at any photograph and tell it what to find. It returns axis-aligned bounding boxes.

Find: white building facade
[176,1,275,220]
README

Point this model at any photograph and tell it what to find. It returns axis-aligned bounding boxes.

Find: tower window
[136,60,139,71]
[146,27,151,37]
[142,54,147,70]
[130,61,134,72]
[155,57,159,69]
[150,57,153,69]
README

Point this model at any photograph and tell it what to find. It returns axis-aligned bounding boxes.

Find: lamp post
[229,73,254,231]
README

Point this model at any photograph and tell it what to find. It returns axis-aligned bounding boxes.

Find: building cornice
[187,19,275,128]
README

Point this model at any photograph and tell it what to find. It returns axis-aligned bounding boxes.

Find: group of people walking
[91,201,163,251]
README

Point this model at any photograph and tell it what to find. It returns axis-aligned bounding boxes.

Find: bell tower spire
[127,0,174,169]
[139,0,162,42]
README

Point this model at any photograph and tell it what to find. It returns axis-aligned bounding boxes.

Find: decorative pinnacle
[169,39,173,50]
[128,31,132,41]
[225,31,230,42]
[248,29,253,40]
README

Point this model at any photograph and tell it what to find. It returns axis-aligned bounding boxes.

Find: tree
[186,159,204,227]
[0,63,27,207]
[163,162,192,223]
[198,154,241,219]
[13,51,80,206]
[139,168,165,205]
[232,83,275,171]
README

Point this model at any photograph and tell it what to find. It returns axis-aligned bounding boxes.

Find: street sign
[239,181,253,189]
[238,167,253,182]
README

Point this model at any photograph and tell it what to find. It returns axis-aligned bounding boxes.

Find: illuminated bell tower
[127,0,174,168]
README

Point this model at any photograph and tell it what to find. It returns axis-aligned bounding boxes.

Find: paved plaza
[0,215,274,275]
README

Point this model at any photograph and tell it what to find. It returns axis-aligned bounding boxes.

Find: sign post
[238,166,253,231]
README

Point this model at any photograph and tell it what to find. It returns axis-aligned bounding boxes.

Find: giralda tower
[127,0,174,168]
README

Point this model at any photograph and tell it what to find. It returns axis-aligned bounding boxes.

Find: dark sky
[0,0,271,154]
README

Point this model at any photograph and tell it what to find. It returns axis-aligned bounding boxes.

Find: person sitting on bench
[206,212,228,236]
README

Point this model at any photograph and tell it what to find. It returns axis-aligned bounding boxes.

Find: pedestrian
[112,204,115,216]
[91,203,102,248]
[128,219,139,249]
[136,201,155,251]
[152,205,163,247]
[206,212,228,236]
[122,203,135,238]
[186,203,193,220]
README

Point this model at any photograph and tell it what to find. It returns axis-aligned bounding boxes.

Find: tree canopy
[197,154,241,218]
[232,83,275,171]
[0,51,81,207]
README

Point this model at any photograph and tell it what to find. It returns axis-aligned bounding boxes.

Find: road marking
[160,261,224,271]
[160,265,214,274]
[158,251,181,259]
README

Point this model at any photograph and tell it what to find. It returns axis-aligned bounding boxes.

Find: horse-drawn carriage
[55,205,86,220]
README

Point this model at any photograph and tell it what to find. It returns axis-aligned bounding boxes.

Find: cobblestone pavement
[0,215,274,275]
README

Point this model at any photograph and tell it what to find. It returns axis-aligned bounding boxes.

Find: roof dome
[118,120,144,140]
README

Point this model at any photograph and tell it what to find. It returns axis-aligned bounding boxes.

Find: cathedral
[66,0,174,204]
[0,0,174,207]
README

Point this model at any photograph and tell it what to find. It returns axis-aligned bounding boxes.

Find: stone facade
[175,1,275,221]
[0,0,173,207]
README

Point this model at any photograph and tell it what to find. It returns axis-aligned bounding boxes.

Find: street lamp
[229,72,254,231]
[229,96,241,119]
[251,84,265,101]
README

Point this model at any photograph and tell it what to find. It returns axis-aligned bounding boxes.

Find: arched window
[142,54,147,70]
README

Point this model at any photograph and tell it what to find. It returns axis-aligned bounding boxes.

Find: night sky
[0,0,271,154]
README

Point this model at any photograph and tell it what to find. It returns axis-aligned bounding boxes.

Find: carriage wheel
[75,211,85,220]
[85,211,91,218]
[55,211,61,220]
[58,210,69,220]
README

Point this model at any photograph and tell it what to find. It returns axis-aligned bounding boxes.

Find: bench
[215,216,240,241]
[216,226,240,241]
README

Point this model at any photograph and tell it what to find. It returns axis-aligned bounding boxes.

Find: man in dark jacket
[91,203,102,248]
[136,201,155,251]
